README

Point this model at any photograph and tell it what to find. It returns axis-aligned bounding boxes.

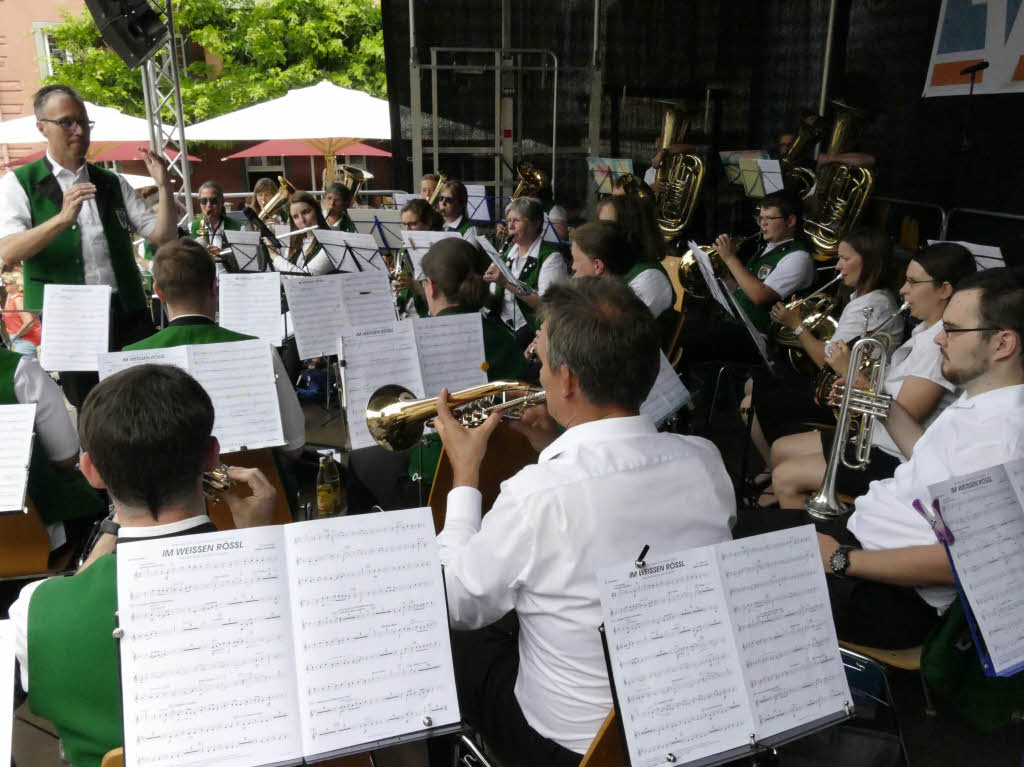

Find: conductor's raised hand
[222,466,276,528]
[139,147,170,186]
[59,183,96,226]
[434,387,501,489]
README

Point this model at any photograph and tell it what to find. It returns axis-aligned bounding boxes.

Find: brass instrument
[812,301,909,407]
[773,273,844,375]
[202,464,235,502]
[495,162,551,253]
[653,108,704,241]
[613,173,652,198]
[382,249,414,315]
[780,111,827,198]
[336,164,375,200]
[805,308,893,519]
[254,176,297,224]
[197,215,211,245]
[803,100,874,255]
[366,381,546,452]
[427,172,448,206]
[676,232,760,300]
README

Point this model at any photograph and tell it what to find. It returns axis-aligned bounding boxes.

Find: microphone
[960,61,990,76]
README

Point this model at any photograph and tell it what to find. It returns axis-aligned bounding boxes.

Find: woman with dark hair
[742,228,906,484]
[595,195,674,317]
[268,191,332,274]
[766,242,978,507]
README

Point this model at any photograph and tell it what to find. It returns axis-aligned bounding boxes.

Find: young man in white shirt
[431,276,736,765]
[736,267,1024,649]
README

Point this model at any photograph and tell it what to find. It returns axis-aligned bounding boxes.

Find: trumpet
[366,381,546,452]
[202,465,235,502]
[805,307,893,519]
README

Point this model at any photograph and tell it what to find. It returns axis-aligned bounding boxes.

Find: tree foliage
[44,0,386,122]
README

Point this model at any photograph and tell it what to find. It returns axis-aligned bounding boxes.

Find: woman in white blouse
[767,242,977,508]
[742,228,905,484]
[268,191,332,274]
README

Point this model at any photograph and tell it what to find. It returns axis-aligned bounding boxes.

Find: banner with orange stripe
[924,0,1024,96]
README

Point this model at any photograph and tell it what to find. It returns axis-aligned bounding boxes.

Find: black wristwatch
[98,518,120,537]
[828,545,857,577]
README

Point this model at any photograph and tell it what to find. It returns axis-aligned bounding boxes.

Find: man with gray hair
[432,276,735,765]
[0,84,178,406]
[484,196,568,344]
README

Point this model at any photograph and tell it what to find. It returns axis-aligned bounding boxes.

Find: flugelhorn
[366,381,546,452]
[805,308,893,519]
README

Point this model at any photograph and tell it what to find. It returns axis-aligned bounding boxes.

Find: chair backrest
[207,448,293,529]
[0,496,67,580]
[100,747,124,767]
[579,708,626,767]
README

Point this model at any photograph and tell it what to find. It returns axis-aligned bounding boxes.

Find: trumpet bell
[366,384,424,452]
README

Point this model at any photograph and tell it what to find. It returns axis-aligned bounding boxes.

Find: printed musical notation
[598,526,850,767]
[116,508,459,767]
[413,314,488,397]
[0,404,36,514]
[929,459,1024,676]
[218,272,284,347]
[38,284,111,372]
[639,352,691,426]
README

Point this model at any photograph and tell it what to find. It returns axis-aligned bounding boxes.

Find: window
[33,24,72,79]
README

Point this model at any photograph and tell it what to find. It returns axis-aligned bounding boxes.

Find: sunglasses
[199,198,222,206]
[439,196,457,204]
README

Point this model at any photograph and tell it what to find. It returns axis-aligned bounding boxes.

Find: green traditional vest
[336,213,356,234]
[0,348,105,523]
[124,320,254,350]
[491,241,562,332]
[445,215,474,235]
[28,553,122,767]
[13,159,146,314]
[731,238,808,332]
[408,307,528,484]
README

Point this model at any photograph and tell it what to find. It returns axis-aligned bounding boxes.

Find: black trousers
[734,507,941,650]
[429,624,583,767]
[59,300,155,409]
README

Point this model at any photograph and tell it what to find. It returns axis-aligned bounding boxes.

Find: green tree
[44,0,386,122]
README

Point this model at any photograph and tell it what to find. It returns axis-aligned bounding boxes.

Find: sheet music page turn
[39,284,112,372]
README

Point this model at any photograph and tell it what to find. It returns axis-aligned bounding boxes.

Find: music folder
[115,507,461,767]
[598,526,852,767]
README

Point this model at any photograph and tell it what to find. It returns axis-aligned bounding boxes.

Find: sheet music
[223,230,265,272]
[686,241,734,319]
[755,159,784,194]
[98,346,190,381]
[724,285,772,369]
[285,508,460,757]
[341,323,424,450]
[401,231,461,279]
[929,459,1024,675]
[314,230,384,272]
[188,341,285,453]
[117,527,303,767]
[340,271,396,330]
[638,352,691,426]
[39,284,111,371]
[219,272,284,346]
[599,547,753,766]
[412,314,488,397]
[478,237,532,295]
[282,275,347,360]
[717,526,850,739]
[0,404,35,514]
[0,620,14,764]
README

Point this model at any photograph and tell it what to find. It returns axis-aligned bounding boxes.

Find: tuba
[335,165,375,200]
[780,110,828,198]
[772,273,844,375]
[802,100,874,255]
[366,381,546,452]
[653,108,704,241]
[805,308,893,519]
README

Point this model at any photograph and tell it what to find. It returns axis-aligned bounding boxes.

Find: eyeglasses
[903,276,935,285]
[438,196,457,204]
[199,198,222,206]
[754,213,785,223]
[941,323,1000,335]
[39,118,95,132]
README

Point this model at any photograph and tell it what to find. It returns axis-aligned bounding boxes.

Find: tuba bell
[366,381,546,452]
[653,108,704,241]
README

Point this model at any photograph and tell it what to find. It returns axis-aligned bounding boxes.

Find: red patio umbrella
[222,139,391,160]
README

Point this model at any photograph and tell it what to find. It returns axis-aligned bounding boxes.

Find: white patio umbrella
[0,100,172,144]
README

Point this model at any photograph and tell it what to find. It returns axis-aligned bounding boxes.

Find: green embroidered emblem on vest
[731,239,808,332]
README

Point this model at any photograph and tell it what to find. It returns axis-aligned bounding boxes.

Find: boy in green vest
[10,364,277,767]
[0,84,178,407]
[125,238,306,459]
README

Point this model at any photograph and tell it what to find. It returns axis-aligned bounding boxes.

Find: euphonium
[676,232,760,300]
[653,108,704,241]
[805,308,893,519]
[773,273,844,376]
[366,381,546,452]
[802,100,874,255]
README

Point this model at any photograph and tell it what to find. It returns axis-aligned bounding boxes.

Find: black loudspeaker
[84,0,168,69]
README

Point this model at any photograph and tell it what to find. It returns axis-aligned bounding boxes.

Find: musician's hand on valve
[825,340,852,375]
[222,466,277,528]
[714,234,737,264]
[434,388,501,489]
[509,404,560,453]
[770,301,801,330]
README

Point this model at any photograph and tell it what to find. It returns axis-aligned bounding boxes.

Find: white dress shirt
[493,236,568,330]
[438,415,735,753]
[12,356,79,463]
[871,319,957,459]
[759,240,814,300]
[847,384,1024,610]
[0,153,158,290]
[629,268,674,316]
[443,214,466,232]
[825,289,905,356]
[10,514,214,692]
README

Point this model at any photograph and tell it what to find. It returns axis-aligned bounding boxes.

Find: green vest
[492,241,562,332]
[13,159,146,314]
[336,213,356,233]
[408,307,529,484]
[28,553,122,767]
[731,238,807,332]
[189,215,242,239]
[0,348,105,523]
[124,320,254,350]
